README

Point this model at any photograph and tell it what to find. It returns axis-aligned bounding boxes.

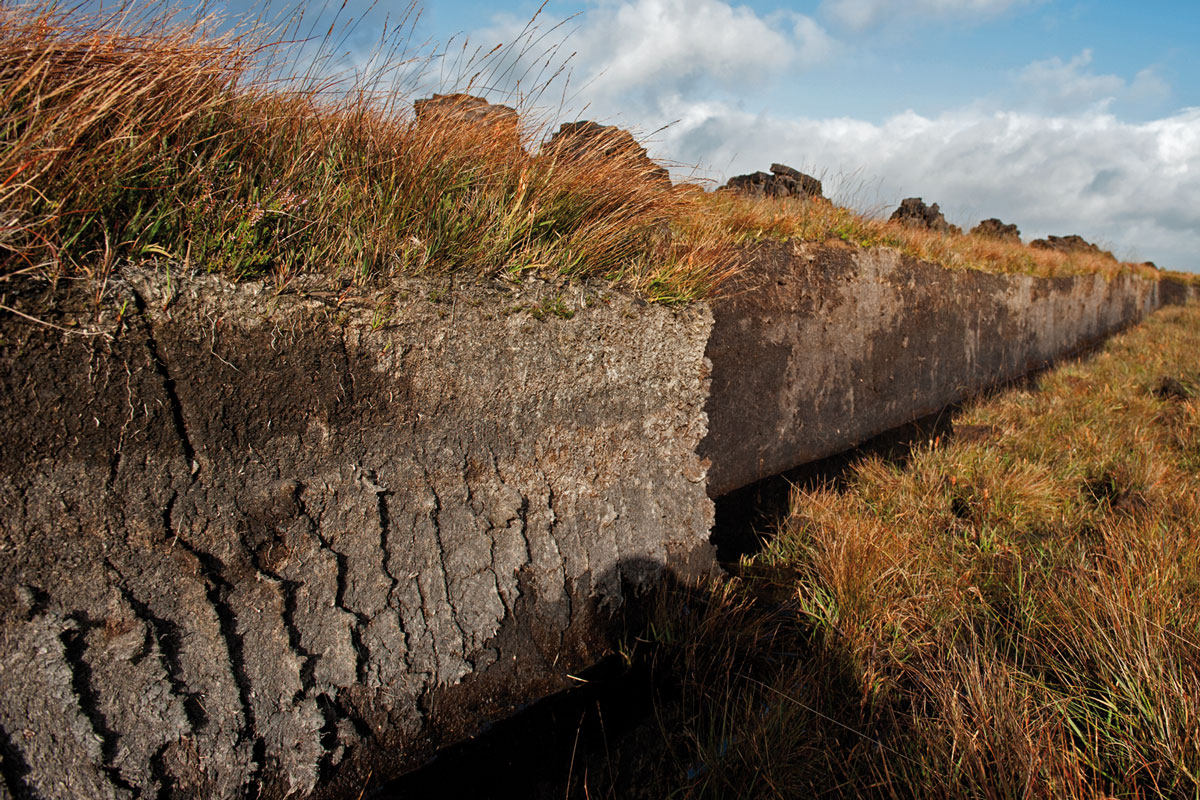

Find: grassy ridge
[694,191,1170,281]
[0,1,735,302]
[3,1,1189,307]
[638,303,1200,798]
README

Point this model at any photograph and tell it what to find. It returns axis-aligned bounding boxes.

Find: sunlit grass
[691,191,1172,281]
[0,0,737,303]
[4,1,1188,309]
[635,303,1200,798]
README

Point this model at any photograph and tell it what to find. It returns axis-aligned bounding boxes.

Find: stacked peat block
[541,121,672,186]
[1030,234,1115,261]
[722,163,824,199]
[890,197,961,235]
[413,93,522,151]
[970,218,1021,242]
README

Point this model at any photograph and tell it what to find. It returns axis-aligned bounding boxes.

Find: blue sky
[226,0,1200,271]
[417,1,1197,122]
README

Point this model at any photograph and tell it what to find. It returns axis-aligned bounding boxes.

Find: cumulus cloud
[821,0,1035,30]
[652,102,1200,271]
[1017,50,1170,113]
[476,0,834,114]
[574,0,794,96]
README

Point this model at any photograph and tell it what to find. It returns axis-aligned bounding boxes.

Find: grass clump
[0,1,735,302]
[630,303,1200,799]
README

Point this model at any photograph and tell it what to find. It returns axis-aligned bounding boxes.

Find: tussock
[696,191,1167,281]
[0,1,736,302]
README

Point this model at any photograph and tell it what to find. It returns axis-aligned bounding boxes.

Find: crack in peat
[148,742,175,800]
[169,541,265,795]
[60,612,141,796]
[111,577,209,730]
[129,287,196,473]
[0,721,37,800]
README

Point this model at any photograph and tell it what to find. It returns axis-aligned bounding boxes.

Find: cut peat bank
[1,240,1196,798]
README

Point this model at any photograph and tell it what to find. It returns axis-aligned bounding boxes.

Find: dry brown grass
[694,191,1164,281]
[3,1,1173,306]
[0,1,737,302]
[635,304,1200,798]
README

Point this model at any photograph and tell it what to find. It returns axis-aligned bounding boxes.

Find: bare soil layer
[0,270,715,799]
[0,244,1194,799]
[701,241,1198,496]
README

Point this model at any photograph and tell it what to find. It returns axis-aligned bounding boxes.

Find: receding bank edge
[0,243,1194,798]
[700,241,1199,497]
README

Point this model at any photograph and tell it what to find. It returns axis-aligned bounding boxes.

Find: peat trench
[383,329,1125,798]
[377,406,974,798]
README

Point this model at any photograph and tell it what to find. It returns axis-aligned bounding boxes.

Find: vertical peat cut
[59,613,140,795]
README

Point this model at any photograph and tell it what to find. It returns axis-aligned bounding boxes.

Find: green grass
[618,303,1200,799]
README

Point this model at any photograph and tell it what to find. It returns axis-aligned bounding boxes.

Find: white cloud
[791,14,837,64]
[651,102,1200,271]
[821,0,1035,30]
[578,0,794,96]
[475,0,834,116]
[1017,50,1170,113]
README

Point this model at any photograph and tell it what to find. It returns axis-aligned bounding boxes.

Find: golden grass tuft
[0,1,737,302]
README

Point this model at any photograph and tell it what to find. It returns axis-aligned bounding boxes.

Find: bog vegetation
[633,302,1200,798]
[699,191,1166,282]
[0,0,1184,306]
[0,1,733,302]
